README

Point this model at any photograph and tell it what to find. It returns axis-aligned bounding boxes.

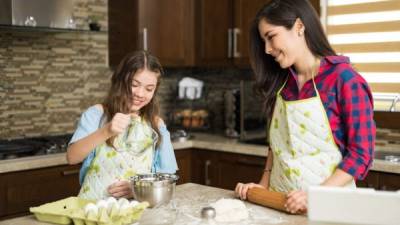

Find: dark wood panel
[139,0,195,66]
[379,172,400,191]
[217,152,265,190]
[356,171,379,189]
[0,164,80,219]
[191,150,219,186]
[196,0,232,66]
[108,0,138,68]
[374,112,400,130]
[233,0,268,67]
[175,150,192,185]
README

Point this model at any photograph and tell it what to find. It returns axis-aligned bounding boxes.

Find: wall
[0,0,109,138]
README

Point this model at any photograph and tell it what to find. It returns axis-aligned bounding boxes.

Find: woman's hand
[285,190,307,214]
[107,180,133,199]
[235,182,266,200]
[107,113,131,136]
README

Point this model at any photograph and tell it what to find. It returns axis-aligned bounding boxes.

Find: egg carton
[30,196,149,225]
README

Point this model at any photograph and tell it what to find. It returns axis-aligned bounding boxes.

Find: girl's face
[258,18,303,69]
[130,69,158,112]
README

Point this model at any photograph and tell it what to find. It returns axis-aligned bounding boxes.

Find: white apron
[269,77,355,192]
[79,116,158,200]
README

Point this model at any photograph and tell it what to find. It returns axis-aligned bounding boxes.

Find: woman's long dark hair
[250,0,336,125]
[103,51,164,147]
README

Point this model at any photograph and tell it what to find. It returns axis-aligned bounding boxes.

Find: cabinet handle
[233,28,241,58]
[62,169,80,176]
[143,27,148,51]
[236,158,264,167]
[205,160,211,185]
[228,28,233,58]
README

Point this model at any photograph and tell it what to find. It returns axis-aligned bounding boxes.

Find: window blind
[326,0,400,111]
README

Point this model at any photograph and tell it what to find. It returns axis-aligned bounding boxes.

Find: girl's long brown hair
[250,0,336,126]
[102,51,164,147]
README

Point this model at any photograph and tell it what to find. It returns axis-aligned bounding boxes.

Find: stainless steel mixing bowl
[131,173,179,207]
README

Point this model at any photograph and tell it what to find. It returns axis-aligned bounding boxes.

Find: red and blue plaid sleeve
[336,66,376,180]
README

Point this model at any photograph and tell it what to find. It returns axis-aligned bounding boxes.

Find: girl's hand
[107,113,131,136]
[285,190,307,214]
[107,180,133,199]
[235,182,266,200]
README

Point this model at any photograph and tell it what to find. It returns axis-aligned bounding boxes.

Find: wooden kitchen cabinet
[174,149,192,185]
[191,150,219,187]
[189,149,266,190]
[356,171,380,189]
[378,172,400,191]
[356,171,400,191]
[108,0,196,67]
[109,0,320,68]
[196,0,266,67]
[196,0,320,67]
[0,164,80,219]
[216,152,265,190]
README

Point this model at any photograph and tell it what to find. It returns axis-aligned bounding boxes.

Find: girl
[235,0,375,214]
[67,51,178,200]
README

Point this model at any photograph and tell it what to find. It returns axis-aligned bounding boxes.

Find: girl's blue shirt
[69,106,178,184]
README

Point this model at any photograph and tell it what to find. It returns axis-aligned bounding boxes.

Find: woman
[235,0,375,214]
[67,51,178,200]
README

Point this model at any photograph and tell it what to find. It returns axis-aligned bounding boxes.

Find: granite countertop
[0,133,399,174]
[0,183,310,225]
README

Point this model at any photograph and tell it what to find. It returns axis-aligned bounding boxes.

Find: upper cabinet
[109,0,195,68]
[196,0,266,67]
[137,0,196,66]
[109,0,320,68]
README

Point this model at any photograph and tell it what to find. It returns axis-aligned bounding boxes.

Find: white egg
[84,203,99,218]
[106,197,117,214]
[110,203,121,217]
[106,197,117,204]
[129,200,139,208]
[96,200,108,209]
[118,198,130,209]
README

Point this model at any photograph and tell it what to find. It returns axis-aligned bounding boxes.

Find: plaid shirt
[281,55,375,180]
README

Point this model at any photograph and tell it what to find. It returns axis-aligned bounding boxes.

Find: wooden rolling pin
[247,187,287,212]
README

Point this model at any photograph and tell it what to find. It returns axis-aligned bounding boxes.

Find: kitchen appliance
[0,134,72,160]
[131,173,179,208]
[308,186,400,225]
[170,129,191,142]
[247,187,287,212]
[0,0,73,29]
[224,80,268,144]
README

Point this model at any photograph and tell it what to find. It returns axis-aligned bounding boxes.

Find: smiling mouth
[133,99,143,105]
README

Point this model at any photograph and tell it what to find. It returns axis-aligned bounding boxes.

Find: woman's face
[130,68,158,112]
[258,18,302,69]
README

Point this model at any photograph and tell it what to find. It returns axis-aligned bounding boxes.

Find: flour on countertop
[210,198,249,223]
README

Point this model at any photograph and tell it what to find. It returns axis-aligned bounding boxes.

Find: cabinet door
[138,0,195,66]
[379,172,400,191]
[196,0,233,66]
[0,164,80,219]
[356,171,379,189]
[175,149,192,185]
[108,0,138,68]
[216,152,265,190]
[191,150,218,186]
[233,0,268,67]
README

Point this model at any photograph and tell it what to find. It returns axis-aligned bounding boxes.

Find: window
[324,0,400,111]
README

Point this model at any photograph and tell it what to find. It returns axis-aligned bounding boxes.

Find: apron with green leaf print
[79,116,158,200]
[268,77,356,193]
